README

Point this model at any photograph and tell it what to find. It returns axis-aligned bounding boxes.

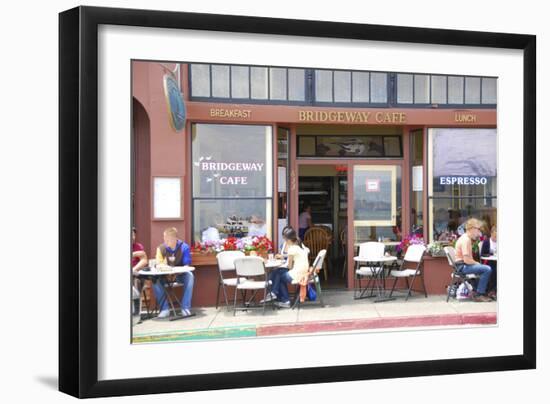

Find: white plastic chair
[388,244,427,301]
[444,246,480,302]
[233,256,271,315]
[216,250,246,309]
[354,242,385,299]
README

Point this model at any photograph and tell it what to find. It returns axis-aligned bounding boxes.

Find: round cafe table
[353,255,397,302]
[136,266,195,321]
[264,259,286,269]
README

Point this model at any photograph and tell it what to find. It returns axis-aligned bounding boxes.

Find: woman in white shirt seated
[263,227,309,308]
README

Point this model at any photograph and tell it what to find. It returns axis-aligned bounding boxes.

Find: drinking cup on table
[268,253,274,261]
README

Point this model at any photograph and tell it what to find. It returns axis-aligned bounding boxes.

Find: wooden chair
[303,227,330,281]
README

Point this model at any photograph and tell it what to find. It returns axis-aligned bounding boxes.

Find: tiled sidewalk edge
[257,312,497,337]
[132,312,496,343]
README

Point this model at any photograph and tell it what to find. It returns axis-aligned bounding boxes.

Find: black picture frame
[59,5,536,398]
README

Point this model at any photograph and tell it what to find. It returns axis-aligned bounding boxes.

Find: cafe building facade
[132,60,497,306]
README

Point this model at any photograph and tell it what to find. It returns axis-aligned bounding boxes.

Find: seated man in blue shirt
[153,227,195,318]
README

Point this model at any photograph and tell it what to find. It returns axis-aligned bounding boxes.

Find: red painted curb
[256,313,497,337]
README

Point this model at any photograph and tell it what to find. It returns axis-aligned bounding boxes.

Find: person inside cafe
[262,227,310,308]
[201,214,222,242]
[480,225,497,299]
[454,218,493,302]
[298,204,313,239]
[248,214,267,237]
[433,208,449,238]
[152,227,195,318]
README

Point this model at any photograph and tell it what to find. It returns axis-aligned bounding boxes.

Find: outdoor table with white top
[481,255,498,261]
[353,255,398,302]
[136,265,195,321]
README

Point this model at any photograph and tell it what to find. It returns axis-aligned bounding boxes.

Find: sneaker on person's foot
[487,290,497,300]
[260,292,277,304]
[472,294,492,302]
[157,309,171,318]
[275,300,291,308]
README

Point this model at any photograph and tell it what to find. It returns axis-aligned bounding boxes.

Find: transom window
[298,135,402,158]
[189,63,497,108]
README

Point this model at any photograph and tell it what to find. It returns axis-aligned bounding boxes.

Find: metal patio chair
[444,246,480,302]
[388,244,428,301]
[290,249,327,309]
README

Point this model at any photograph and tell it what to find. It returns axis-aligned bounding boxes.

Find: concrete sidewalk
[132,291,497,343]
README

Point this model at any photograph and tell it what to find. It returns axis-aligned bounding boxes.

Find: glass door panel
[353,165,402,243]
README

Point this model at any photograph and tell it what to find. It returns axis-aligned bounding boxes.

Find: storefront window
[482,77,497,104]
[353,165,402,243]
[465,77,481,104]
[231,65,249,98]
[352,72,369,102]
[414,75,430,104]
[334,71,351,102]
[251,67,268,99]
[448,76,464,104]
[395,74,495,106]
[269,68,287,100]
[192,124,273,242]
[190,63,210,97]
[397,74,413,104]
[370,73,387,103]
[288,69,306,101]
[431,75,447,104]
[429,128,497,242]
[315,70,332,102]
[211,65,230,98]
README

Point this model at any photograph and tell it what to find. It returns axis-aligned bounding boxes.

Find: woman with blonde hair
[454,218,493,302]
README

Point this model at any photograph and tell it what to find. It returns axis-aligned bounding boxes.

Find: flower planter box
[190,252,218,266]
[428,251,447,258]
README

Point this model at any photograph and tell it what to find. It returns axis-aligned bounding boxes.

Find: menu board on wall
[153,177,181,219]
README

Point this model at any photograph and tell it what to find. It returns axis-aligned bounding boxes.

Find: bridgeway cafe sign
[195,156,264,185]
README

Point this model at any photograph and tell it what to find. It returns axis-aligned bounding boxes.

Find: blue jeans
[153,272,194,311]
[269,268,293,303]
[458,263,492,294]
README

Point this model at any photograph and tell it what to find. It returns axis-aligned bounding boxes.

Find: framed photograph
[59,6,536,398]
